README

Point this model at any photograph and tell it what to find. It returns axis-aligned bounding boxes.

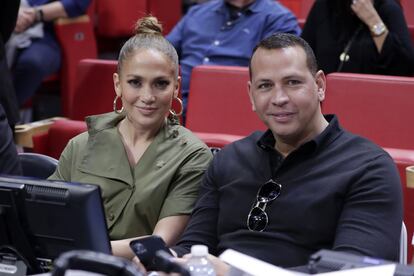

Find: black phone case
[129,235,172,271]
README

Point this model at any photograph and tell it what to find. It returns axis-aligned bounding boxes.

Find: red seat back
[186,65,266,136]
[148,0,182,35]
[277,0,314,28]
[95,0,146,37]
[323,73,414,150]
[95,0,181,37]
[33,119,87,159]
[385,148,414,261]
[69,59,117,120]
[400,0,414,45]
[54,16,98,116]
[401,0,414,26]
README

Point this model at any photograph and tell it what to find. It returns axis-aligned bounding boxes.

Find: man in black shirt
[171,33,402,273]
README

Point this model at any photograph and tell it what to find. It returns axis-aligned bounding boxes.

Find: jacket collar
[77,112,176,186]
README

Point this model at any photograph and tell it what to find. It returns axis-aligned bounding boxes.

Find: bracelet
[35,8,44,23]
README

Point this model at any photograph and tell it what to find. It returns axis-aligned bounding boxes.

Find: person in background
[49,16,213,257]
[7,0,91,108]
[0,104,22,175]
[182,0,210,13]
[166,0,301,119]
[167,33,402,274]
[0,0,20,131]
[301,0,414,75]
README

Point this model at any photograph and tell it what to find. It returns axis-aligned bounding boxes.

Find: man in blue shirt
[166,0,301,117]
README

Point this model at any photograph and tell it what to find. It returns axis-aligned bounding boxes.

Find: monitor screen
[0,176,111,273]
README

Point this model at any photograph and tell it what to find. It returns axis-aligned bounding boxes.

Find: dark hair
[249,33,318,78]
[117,16,179,78]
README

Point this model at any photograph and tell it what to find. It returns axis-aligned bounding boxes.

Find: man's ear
[113,73,122,97]
[315,70,326,102]
[247,81,256,112]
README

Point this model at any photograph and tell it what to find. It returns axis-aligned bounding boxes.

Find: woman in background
[301,0,414,76]
[49,16,213,258]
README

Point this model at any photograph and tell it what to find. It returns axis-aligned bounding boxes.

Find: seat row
[39,0,414,117]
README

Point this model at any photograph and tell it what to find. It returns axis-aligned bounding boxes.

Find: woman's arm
[111,215,189,260]
[351,0,388,53]
[153,215,190,246]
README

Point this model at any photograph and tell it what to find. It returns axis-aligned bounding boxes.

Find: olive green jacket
[49,112,213,239]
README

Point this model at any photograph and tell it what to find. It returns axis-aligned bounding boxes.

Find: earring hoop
[113,95,124,114]
[169,97,183,117]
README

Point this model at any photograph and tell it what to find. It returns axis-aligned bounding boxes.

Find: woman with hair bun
[49,16,213,258]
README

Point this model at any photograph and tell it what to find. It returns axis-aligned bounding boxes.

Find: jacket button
[108,212,115,221]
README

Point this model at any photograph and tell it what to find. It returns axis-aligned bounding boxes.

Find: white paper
[317,264,396,275]
[219,249,307,276]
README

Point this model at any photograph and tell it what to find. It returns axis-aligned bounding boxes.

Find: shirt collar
[215,0,263,14]
[257,114,342,154]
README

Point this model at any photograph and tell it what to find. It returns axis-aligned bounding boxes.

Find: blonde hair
[117,16,179,78]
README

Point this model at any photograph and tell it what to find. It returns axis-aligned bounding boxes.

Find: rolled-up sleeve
[60,0,91,17]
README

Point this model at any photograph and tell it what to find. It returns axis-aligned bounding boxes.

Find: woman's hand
[351,0,388,52]
[351,0,383,28]
[15,7,36,33]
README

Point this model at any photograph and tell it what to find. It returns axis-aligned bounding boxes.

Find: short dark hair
[249,33,318,79]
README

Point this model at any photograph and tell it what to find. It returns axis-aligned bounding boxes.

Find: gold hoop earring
[169,97,183,117]
[113,95,124,114]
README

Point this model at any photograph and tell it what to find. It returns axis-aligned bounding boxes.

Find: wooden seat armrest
[407,166,414,189]
[14,117,67,148]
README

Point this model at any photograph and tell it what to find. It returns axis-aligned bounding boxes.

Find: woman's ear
[113,73,122,97]
[174,76,181,98]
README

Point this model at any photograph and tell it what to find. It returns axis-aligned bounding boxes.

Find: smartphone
[129,235,173,271]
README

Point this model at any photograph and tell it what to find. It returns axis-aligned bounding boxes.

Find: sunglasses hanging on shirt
[247,179,282,231]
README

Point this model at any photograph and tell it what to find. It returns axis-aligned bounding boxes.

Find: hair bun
[134,16,163,35]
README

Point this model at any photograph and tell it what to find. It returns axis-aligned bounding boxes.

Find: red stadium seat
[385,148,414,262]
[324,73,414,150]
[32,119,87,160]
[193,132,243,149]
[277,0,314,28]
[324,72,414,260]
[298,0,314,27]
[186,65,266,136]
[95,0,181,37]
[401,0,414,27]
[69,59,117,120]
[278,0,301,18]
[54,15,98,116]
[400,0,414,45]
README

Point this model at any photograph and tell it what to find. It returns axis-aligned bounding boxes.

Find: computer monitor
[0,176,111,274]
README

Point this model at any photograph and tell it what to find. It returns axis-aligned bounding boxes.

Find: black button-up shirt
[174,115,402,267]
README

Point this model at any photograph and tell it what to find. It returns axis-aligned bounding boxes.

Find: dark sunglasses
[247,179,282,232]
